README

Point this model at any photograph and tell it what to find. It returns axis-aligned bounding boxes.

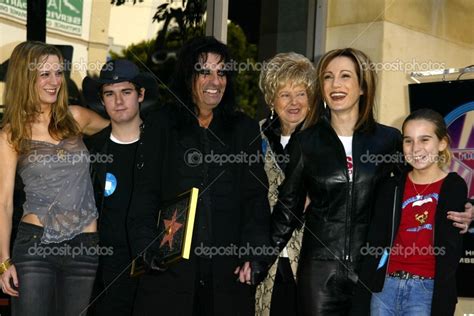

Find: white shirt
[280,135,291,149]
[338,136,353,182]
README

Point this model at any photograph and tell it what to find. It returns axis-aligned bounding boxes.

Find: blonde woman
[0,41,108,316]
[256,52,316,316]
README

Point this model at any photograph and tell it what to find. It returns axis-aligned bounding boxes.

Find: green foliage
[110,39,154,66]
[227,23,258,117]
[111,5,259,117]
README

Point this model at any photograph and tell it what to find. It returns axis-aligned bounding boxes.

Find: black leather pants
[297,258,356,316]
[271,257,297,316]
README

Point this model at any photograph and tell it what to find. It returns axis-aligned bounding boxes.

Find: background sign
[0,0,83,36]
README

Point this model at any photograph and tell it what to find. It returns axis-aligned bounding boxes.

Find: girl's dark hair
[402,108,452,168]
[170,36,236,125]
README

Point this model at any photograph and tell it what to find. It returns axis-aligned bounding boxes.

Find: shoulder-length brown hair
[1,41,79,153]
[306,48,377,131]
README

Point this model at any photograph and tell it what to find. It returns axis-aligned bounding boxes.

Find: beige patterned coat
[255,120,304,316]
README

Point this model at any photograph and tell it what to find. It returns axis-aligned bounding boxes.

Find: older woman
[255,52,316,316]
[270,48,473,315]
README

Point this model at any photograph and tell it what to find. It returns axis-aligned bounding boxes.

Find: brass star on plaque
[159,209,183,249]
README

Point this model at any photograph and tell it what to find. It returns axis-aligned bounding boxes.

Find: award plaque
[131,188,199,276]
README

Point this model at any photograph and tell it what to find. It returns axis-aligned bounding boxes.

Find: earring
[270,107,274,120]
[323,101,327,109]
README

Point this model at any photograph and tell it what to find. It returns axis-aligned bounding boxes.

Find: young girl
[0,42,108,315]
[354,109,467,316]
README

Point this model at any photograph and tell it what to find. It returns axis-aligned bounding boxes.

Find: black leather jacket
[271,117,402,266]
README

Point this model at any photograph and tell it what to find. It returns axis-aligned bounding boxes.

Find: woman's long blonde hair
[1,41,79,153]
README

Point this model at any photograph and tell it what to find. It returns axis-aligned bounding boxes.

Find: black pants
[89,266,138,316]
[270,257,297,316]
[133,256,255,316]
[11,222,98,316]
[192,257,213,316]
[297,259,356,316]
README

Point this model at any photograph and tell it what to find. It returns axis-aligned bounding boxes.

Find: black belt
[388,270,434,280]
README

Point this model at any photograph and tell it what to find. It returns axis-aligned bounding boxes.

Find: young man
[82,60,157,316]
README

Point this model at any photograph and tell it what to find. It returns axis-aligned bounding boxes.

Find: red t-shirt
[387,176,445,278]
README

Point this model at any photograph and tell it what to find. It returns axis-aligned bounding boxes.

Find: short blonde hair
[259,52,317,111]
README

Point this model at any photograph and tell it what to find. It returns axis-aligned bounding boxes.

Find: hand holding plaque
[131,188,199,276]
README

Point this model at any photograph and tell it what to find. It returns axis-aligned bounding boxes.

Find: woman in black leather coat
[270,48,402,315]
[270,48,474,315]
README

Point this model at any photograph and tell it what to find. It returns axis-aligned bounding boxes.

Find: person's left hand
[234,261,251,284]
[234,261,270,285]
[447,201,473,234]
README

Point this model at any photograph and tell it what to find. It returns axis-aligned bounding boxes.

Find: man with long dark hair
[128,36,271,316]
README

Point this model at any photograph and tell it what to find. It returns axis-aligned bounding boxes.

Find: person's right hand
[143,251,167,272]
[1,264,19,297]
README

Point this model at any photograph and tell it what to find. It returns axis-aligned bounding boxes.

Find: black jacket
[271,117,402,267]
[127,105,271,315]
[84,123,146,224]
[352,172,467,316]
[84,124,112,217]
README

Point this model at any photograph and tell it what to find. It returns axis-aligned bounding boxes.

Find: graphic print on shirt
[402,192,439,233]
[346,156,353,180]
[338,136,353,181]
[104,172,117,197]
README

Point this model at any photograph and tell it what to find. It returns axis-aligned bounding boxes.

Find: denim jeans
[11,222,99,316]
[371,275,434,316]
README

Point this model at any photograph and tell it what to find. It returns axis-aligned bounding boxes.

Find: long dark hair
[170,36,236,126]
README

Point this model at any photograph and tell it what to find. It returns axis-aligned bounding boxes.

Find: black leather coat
[271,117,402,268]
